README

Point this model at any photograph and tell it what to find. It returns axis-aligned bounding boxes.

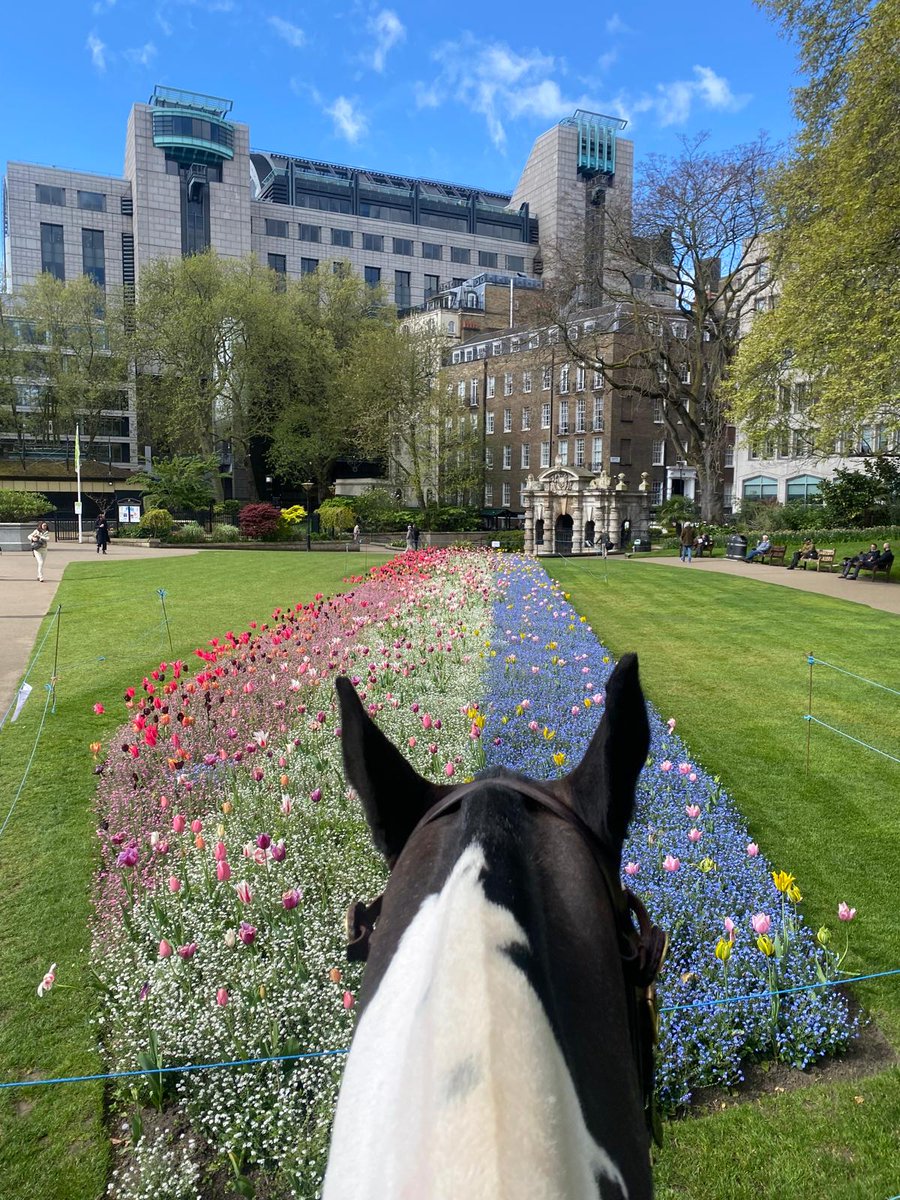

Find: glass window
[503,408,512,432]
[394,270,411,307]
[542,366,551,390]
[593,397,604,429]
[521,443,531,469]
[653,398,664,423]
[786,475,823,503]
[297,193,352,214]
[503,445,512,469]
[300,257,319,274]
[359,201,411,222]
[476,221,522,242]
[502,482,511,506]
[450,246,471,264]
[420,211,468,232]
[558,400,569,435]
[591,437,603,471]
[424,273,440,298]
[652,479,664,505]
[742,475,778,501]
[393,237,413,255]
[363,233,384,252]
[332,228,353,247]
[541,402,551,429]
[299,223,321,242]
[468,379,478,406]
[485,448,494,468]
[540,441,551,468]
[593,369,604,390]
[458,381,467,400]
[365,266,381,287]
[574,438,585,467]
[266,218,288,238]
[478,251,498,268]
[575,366,585,392]
[521,407,531,431]
[651,439,665,466]
[40,223,65,280]
[575,397,586,433]
[522,371,532,393]
[486,412,495,434]
[268,253,287,274]
[77,190,106,212]
[504,373,513,397]
[558,441,569,466]
[422,242,442,260]
[82,228,105,287]
[559,365,569,394]
[36,184,65,206]
[506,254,525,272]
[486,376,495,398]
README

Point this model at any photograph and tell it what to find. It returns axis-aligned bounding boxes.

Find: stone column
[523,491,534,555]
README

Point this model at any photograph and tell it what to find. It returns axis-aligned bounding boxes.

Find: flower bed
[80,550,856,1196]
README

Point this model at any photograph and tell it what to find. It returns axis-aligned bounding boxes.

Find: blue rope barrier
[809,657,900,698]
[2,966,896,1092]
[803,715,900,765]
[0,684,54,843]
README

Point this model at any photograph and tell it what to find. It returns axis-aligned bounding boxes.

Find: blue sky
[1,1,800,193]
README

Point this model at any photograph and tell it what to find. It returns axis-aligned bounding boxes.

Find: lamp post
[302,480,313,552]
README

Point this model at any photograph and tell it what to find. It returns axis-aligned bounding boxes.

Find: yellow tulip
[715,938,732,963]
[756,934,775,957]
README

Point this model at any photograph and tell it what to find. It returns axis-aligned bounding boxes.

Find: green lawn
[548,556,900,1200]
[0,551,369,1200]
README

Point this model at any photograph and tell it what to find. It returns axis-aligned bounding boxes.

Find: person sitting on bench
[787,539,818,569]
[840,543,878,578]
[694,532,713,556]
[846,542,893,580]
[745,534,771,562]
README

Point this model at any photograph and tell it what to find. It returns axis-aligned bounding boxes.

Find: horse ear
[564,653,649,852]
[335,676,447,863]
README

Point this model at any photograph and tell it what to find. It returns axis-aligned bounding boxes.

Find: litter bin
[632,538,651,554]
[726,534,748,560]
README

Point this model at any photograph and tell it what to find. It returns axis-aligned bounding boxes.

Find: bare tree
[538,134,777,522]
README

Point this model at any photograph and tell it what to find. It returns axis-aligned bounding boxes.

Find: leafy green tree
[127,454,220,511]
[732,0,899,444]
[818,456,900,526]
[316,498,356,537]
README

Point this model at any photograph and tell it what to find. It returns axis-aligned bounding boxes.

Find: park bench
[694,539,714,558]
[759,544,786,566]
[856,557,894,581]
[801,548,835,572]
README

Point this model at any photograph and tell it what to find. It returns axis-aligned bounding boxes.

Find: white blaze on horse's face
[323,843,629,1200]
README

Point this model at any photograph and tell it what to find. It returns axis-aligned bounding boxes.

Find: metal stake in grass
[805,652,814,774]
[50,604,62,714]
[157,588,174,657]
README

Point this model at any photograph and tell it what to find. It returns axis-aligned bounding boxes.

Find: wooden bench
[694,539,714,558]
[759,544,786,566]
[801,548,835,572]
[857,558,894,581]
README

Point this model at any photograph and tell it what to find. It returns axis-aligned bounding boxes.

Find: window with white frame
[502,445,512,469]
[575,365,585,391]
[591,436,603,471]
[542,366,552,390]
[522,370,532,393]
[502,482,511,506]
[521,407,531,431]
[503,408,512,432]
[558,400,569,435]
[457,381,466,401]
[652,479,664,505]
[724,444,734,467]
[558,441,569,465]
[486,376,496,398]
[653,398,664,423]
[559,364,570,393]
[504,372,513,396]
[464,347,474,361]
[723,482,734,509]
[574,438,585,467]
[575,397,586,433]
[452,350,461,363]
[678,362,690,384]
[541,402,551,429]
[592,397,604,430]
[521,443,531,468]
[492,340,502,355]
[470,379,479,406]
[592,368,603,390]
[540,441,551,467]
[651,439,665,466]
[485,447,494,467]
[547,327,559,344]
[528,333,539,349]
[511,337,521,353]
[485,483,493,505]
[486,412,495,434]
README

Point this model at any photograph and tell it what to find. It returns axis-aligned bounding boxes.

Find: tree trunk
[696,453,724,524]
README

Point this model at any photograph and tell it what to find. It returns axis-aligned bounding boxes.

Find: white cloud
[654,66,750,127]
[326,96,368,143]
[86,32,108,71]
[605,13,631,35]
[268,15,306,48]
[368,9,405,72]
[419,37,598,150]
[92,0,117,13]
[125,42,157,67]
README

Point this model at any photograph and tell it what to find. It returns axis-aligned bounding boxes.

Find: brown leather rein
[345,776,669,1145]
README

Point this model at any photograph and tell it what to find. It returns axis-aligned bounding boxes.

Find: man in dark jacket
[839,543,878,578]
[846,542,893,580]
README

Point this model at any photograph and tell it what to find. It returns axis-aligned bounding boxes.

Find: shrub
[213,499,242,522]
[138,508,174,537]
[493,531,525,553]
[419,505,481,532]
[316,499,355,538]
[278,504,307,526]
[210,522,242,542]
[0,489,56,523]
[166,522,207,544]
[238,503,281,540]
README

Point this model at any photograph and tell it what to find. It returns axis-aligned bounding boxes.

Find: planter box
[0,522,46,552]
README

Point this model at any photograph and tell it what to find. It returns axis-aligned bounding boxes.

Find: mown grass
[0,550,370,1200]
[548,556,900,1200]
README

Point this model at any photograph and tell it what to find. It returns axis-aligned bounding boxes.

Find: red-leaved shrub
[238,502,281,539]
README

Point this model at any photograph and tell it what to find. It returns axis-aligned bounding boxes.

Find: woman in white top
[29,522,50,582]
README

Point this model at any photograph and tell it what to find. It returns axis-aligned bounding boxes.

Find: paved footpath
[0,540,198,719]
[631,553,900,616]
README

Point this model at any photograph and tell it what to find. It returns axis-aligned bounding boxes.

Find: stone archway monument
[523,462,651,556]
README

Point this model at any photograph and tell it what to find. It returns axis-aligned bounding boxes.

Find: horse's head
[327,654,659,1200]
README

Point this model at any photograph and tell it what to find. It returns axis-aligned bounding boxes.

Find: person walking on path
[29,522,50,582]
[679,521,695,563]
[352,523,361,544]
[95,517,110,555]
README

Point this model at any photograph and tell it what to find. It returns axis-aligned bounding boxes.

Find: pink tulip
[214,842,228,862]
[444,763,455,777]
[688,827,702,843]
[624,861,640,876]
[660,760,673,773]
[271,841,286,862]
[838,902,857,922]
[168,875,182,893]
[751,913,771,936]
[343,990,354,1010]
[238,922,256,946]
[216,861,231,882]
[158,939,173,958]
[280,796,293,815]
[724,917,736,940]
[663,855,680,872]
[172,814,186,834]
[282,888,300,909]
[747,842,759,857]
[422,714,433,730]
[190,819,203,835]
[216,988,229,1007]
[678,762,691,775]
[685,804,700,819]
[666,717,676,731]
[310,788,322,803]
[93,703,105,715]
[234,881,252,904]
[177,942,197,960]
[37,963,57,998]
